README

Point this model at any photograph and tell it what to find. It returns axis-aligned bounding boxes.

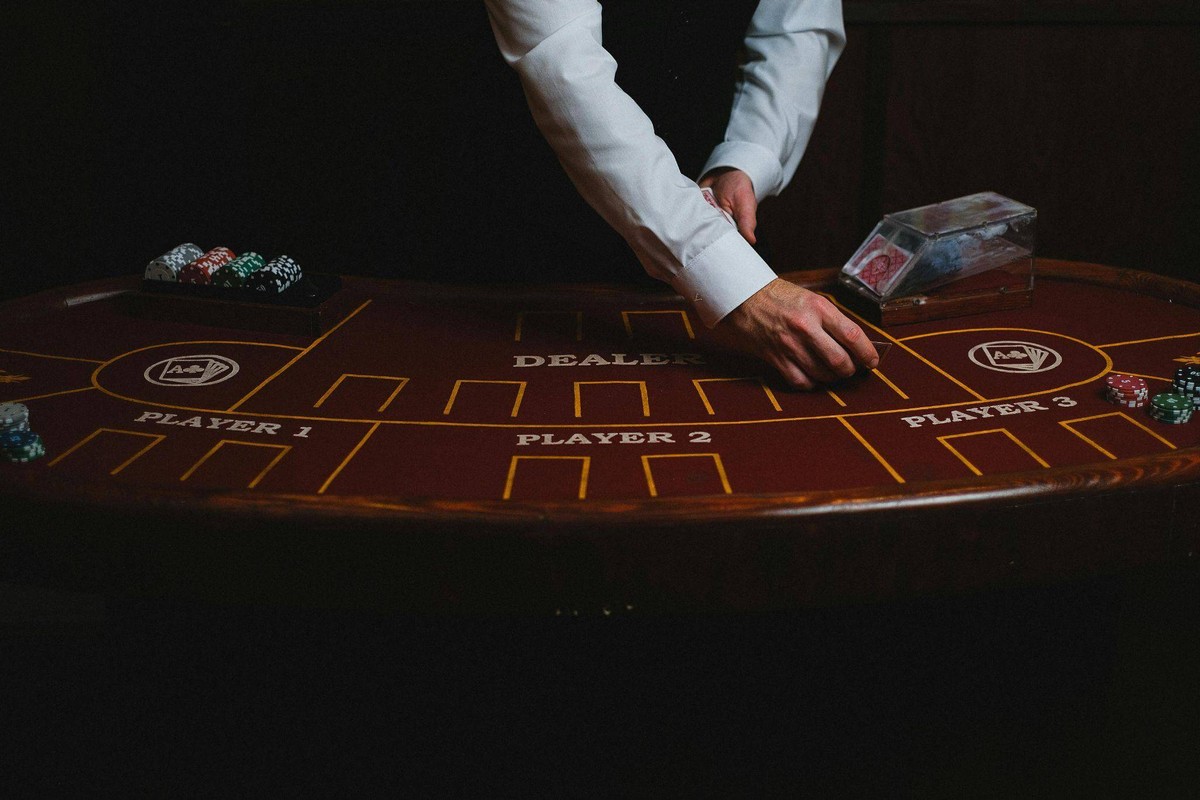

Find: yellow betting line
[0,347,105,364]
[1096,331,1200,349]
[227,300,371,412]
[871,368,909,400]
[822,292,986,402]
[837,416,904,484]
[318,421,381,494]
[89,359,1112,431]
[8,386,96,404]
[937,428,1050,477]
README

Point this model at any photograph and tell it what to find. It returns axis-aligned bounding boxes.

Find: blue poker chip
[1,429,44,462]
[0,428,36,448]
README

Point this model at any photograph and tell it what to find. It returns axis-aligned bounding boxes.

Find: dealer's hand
[721,278,879,389]
[699,167,757,245]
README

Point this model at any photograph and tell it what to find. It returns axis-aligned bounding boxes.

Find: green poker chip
[1151,392,1191,412]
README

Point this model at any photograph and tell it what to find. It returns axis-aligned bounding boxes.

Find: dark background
[3,1,1199,794]
[3,0,1198,302]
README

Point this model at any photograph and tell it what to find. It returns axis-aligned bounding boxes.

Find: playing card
[700,187,736,227]
[845,234,913,296]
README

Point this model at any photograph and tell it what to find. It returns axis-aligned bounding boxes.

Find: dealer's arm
[484,0,877,388]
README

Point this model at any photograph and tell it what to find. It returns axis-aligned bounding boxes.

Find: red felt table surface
[2,261,1198,612]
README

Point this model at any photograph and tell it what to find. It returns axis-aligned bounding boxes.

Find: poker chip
[1,403,45,463]
[0,402,29,428]
[1172,365,1200,408]
[1,429,44,463]
[0,427,31,447]
[144,243,204,282]
[143,242,306,296]
[0,404,32,441]
[179,247,236,285]
[246,255,303,294]
[143,242,308,299]
[212,252,265,288]
[1149,391,1193,424]
[1102,373,1149,408]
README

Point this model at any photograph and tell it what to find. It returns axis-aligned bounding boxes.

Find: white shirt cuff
[671,230,777,328]
[702,141,785,203]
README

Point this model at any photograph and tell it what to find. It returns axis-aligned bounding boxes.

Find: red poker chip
[1105,373,1147,389]
[1103,375,1149,406]
[1104,385,1148,407]
[177,267,206,285]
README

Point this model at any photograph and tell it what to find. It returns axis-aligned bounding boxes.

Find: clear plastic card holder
[839,192,1037,305]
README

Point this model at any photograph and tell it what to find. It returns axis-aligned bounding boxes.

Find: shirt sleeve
[701,1,846,203]
[484,0,839,328]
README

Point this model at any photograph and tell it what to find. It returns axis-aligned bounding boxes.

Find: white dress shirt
[485,0,845,327]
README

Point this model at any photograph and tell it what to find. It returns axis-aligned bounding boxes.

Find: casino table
[2,259,1199,613]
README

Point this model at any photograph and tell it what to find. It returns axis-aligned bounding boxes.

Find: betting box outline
[8,288,1200,501]
[76,328,1118,430]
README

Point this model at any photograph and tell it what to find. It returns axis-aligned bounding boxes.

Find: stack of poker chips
[245,255,303,294]
[178,247,236,284]
[1,402,45,463]
[1149,392,1193,425]
[1172,364,1200,408]
[144,243,204,282]
[212,252,265,288]
[144,243,304,295]
[1103,373,1149,408]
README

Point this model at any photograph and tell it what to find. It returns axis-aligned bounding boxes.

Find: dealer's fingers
[766,351,816,391]
[774,323,843,386]
[812,295,879,373]
[727,197,757,245]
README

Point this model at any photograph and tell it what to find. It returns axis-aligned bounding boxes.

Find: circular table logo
[968,341,1062,373]
[144,354,240,387]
